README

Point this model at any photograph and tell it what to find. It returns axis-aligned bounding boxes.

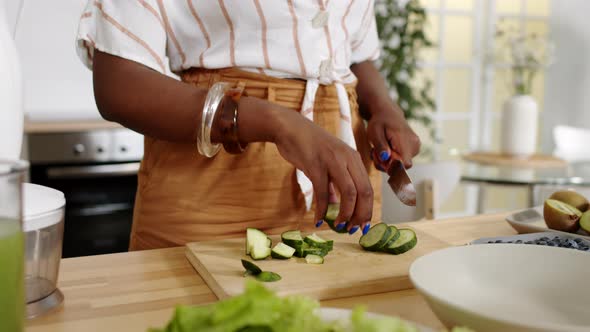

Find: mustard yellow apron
[129,68,382,250]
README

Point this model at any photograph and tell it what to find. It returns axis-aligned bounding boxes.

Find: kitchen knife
[386,157,417,207]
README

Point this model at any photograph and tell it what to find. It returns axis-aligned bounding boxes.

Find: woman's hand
[271,108,373,234]
[367,104,421,171]
[350,60,421,171]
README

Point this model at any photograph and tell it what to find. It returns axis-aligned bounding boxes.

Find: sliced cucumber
[305,254,324,264]
[359,223,392,251]
[378,225,400,251]
[241,259,262,275]
[271,242,295,259]
[281,230,303,248]
[294,242,310,258]
[255,271,282,282]
[266,237,272,248]
[324,203,347,234]
[304,247,329,257]
[383,229,418,255]
[304,233,333,251]
[325,203,339,221]
[246,228,269,255]
[250,244,271,260]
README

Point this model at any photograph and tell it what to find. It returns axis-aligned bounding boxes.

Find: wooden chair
[381,161,461,224]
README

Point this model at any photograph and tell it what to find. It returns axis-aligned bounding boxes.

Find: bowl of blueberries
[471,232,590,252]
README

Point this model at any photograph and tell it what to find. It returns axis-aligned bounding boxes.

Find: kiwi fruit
[543,199,582,233]
[549,190,589,212]
[580,211,590,235]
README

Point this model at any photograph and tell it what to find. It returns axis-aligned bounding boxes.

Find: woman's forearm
[350,61,402,119]
[92,51,283,144]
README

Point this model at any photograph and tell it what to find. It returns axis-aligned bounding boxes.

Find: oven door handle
[46,162,140,179]
[68,203,134,217]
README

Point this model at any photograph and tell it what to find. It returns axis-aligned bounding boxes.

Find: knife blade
[387,158,417,206]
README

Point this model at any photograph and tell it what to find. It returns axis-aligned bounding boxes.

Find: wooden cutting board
[185,228,450,301]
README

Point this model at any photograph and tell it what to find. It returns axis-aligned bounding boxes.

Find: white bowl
[410,244,590,332]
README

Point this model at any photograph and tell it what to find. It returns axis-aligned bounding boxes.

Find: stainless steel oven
[28,129,143,258]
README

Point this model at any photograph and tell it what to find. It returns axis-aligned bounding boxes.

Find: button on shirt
[76,0,381,210]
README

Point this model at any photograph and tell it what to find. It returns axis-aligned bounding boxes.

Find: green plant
[375,0,436,140]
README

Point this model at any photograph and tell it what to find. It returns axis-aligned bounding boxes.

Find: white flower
[375,1,388,15]
[397,0,411,8]
[392,17,406,28]
[397,70,410,82]
[388,34,401,49]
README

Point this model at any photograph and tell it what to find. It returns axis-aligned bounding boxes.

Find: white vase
[500,95,538,157]
[0,2,24,160]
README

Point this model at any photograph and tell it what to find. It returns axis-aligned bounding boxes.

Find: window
[414,0,550,215]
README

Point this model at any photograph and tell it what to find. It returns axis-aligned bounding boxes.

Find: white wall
[543,0,590,152]
[2,0,23,35]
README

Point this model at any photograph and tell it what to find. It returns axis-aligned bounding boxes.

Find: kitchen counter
[26,212,515,332]
[24,119,122,134]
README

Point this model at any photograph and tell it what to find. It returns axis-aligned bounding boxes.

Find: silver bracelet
[197,82,229,157]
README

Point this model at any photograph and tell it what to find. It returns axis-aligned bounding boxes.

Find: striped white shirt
[76,0,381,210]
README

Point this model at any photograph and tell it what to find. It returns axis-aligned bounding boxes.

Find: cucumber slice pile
[359,223,392,251]
[243,228,334,277]
[359,224,418,255]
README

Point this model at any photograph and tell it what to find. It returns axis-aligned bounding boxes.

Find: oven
[28,129,143,258]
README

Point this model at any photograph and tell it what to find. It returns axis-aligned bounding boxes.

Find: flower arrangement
[375,0,436,139]
[493,20,555,95]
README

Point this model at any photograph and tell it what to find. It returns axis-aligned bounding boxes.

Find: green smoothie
[0,220,25,332]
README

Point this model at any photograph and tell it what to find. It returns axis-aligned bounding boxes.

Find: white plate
[506,206,590,240]
[410,244,590,332]
[318,308,434,332]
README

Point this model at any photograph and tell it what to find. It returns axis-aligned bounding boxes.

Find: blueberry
[583,247,590,251]
[506,241,513,244]
[547,242,557,247]
[488,241,494,244]
[574,238,584,244]
[525,241,533,244]
[540,237,550,241]
[515,240,523,244]
[495,240,503,243]
[538,241,547,245]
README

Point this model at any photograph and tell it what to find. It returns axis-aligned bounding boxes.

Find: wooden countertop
[26,212,515,332]
[24,119,122,134]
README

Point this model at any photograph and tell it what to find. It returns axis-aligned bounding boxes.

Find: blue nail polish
[349,226,360,235]
[336,222,347,231]
[362,223,371,235]
[315,220,324,228]
[379,151,390,162]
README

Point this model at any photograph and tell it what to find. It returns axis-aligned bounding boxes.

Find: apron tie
[296,80,357,211]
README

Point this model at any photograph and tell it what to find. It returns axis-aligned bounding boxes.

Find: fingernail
[315,220,324,228]
[336,222,347,231]
[379,151,390,162]
[349,226,360,235]
[362,223,371,235]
